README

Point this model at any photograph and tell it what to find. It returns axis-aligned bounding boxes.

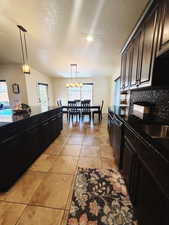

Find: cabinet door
[122,140,136,190]
[25,125,41,159]
[40,121,50,151]
[120,53,127,90]
[135,164,168,225]
[0,134,26,190]
[130,33,141,89]
[124,45,133,90]
[139,7,158,87]
[159,0,169,52]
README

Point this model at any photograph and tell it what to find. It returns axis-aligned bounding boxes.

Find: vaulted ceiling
[0,0,148,78]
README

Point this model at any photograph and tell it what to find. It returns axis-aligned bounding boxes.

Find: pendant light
[66,64,83,88]
[17,25,30,74]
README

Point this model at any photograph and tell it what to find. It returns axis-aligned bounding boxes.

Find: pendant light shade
[17,25,30,74]
[66,64,83,88]
[22,64,30,74]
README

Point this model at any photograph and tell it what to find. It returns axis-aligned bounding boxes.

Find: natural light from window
[68,83,93,103]
[0,81,10,108]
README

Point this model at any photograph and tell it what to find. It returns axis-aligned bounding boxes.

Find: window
[38,83,49,109]
[68,87,81,101]
[0,80,10,108]
[68,83,93,103]
[114,77,120,106]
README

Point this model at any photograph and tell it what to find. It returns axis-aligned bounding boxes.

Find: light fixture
[17,25,30,74]
[86,35,94,42]
[66,64,83,88]
[66,65,82,88]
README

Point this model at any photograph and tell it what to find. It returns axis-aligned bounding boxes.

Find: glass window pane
[81,84,93,103]
[68,84,93,103]
[0,81,10,107]
[68,87,81,100]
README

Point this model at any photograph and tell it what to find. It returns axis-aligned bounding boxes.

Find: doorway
[38,83,49,109]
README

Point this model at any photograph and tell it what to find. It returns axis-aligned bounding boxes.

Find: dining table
[62,105,101,110]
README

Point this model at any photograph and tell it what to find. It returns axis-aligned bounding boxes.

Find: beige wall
[0,63,117,110]
[0,64,28,108]
[25,67,54,106]
[52,76,113,113]
[0,64,54,108]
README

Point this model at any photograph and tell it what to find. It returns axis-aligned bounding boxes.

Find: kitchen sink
[141,124,169,139]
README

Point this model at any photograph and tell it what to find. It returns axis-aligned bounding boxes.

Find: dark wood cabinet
[121,44,133,91]
[120,1,169,90]
[135,164,169,225]
[120,53,127,90]
[125,45,133,89]
[158,0,169,55]
[0,107,63,191]
[138,7,158,87]
[122,140,136,190]
[122,124,169,225]
[130,34,140,89]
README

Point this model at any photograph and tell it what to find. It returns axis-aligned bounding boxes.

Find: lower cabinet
[0,108,63,191]
[0,134,26,190]
[135,164,169,225]
[122,126,169,225]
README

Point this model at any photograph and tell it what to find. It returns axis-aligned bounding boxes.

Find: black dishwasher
[108,113,123,168]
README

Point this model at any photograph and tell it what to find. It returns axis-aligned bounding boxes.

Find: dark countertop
[109,105,169,161]
[109,105,169,198]
[0,106,61,128]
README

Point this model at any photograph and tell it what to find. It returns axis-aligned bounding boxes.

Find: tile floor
[0,115,117,225]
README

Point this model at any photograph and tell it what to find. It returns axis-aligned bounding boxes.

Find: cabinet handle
[42,122,49,126]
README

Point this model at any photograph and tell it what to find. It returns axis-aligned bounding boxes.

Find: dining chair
[68,100,80,122]
[92,100,104,122]
[81,100,91,121]
[57,100,68,119]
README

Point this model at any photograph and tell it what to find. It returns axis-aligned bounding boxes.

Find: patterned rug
[67,168,137,225]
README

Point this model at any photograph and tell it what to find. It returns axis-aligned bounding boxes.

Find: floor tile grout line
[0,199,28,206]
[14,203,28,225]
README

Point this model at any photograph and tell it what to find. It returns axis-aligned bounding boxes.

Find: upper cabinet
[120,53,127,90]
[120,44,133,91]
[125,44,133,90]
[121,1,169,91]
[130,31,142,89]
[138,7,158,88]
[158,0,169,55]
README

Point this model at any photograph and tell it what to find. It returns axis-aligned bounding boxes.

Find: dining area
[57,99,104,123]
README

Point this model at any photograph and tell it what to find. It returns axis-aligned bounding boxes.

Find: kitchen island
[0,106,62,191]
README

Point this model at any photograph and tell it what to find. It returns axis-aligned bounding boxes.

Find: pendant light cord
[19,29,25,65]
[24,32,29,64]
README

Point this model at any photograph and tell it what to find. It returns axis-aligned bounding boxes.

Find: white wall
[52,76,113,113]
[0,64,28,108]
[25,67,54,107]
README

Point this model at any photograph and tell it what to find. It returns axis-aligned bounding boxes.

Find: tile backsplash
[130,88,169,121]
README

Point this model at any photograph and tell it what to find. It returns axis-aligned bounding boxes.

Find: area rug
[67,168,137,225]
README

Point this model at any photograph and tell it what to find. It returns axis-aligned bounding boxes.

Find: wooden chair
[68,100,80,122]
[56,100,62,107]
[81,100,91,121]
[92,100,104,122]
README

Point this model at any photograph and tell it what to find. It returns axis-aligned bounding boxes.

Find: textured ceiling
[0,0,148,77]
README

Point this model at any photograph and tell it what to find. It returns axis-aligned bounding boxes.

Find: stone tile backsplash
[130,88,169,121]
